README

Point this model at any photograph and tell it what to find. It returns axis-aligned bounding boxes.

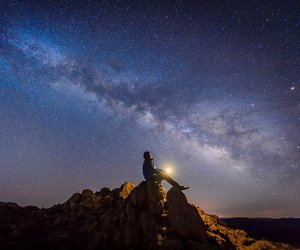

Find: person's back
[142,151,156,180]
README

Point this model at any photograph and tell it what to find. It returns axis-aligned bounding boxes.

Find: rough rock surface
[167,187,207,242]
[0,181,297,250]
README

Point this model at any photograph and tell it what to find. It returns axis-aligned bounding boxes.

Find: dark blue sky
[0,0,300,217]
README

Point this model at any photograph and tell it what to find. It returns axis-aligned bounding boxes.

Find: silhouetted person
[143,151,189,190]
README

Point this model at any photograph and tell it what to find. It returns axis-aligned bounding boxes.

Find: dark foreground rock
[0,181,297,250]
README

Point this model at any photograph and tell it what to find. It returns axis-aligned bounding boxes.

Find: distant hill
[222,217,300,248]
[0,181,297,249]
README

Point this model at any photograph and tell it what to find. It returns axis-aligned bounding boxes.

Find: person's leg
[152,172,189,190]
[159,173,182,188]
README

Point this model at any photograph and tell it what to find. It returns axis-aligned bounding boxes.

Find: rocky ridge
[0,181,297,250]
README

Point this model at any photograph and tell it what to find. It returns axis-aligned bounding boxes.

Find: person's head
[143,151,153,160]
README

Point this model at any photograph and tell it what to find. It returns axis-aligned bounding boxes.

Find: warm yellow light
[165,167,172,174]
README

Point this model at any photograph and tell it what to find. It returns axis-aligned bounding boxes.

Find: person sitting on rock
[143,151,189,190]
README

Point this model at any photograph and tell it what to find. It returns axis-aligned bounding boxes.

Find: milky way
[1,0,300,217]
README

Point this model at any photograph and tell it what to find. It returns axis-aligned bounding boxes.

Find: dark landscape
[222,218,300,248]
[0,181,298,250]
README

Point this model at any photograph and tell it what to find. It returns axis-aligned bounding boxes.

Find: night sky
[1,0,300,217]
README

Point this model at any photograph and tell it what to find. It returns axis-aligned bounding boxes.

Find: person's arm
[151,161,161,175]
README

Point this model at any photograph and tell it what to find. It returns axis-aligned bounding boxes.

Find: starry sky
[1,0,300,217]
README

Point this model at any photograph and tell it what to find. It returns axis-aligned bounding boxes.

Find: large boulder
[167,187,207,242]
[125,181,167,248]
[129,181,148,209]
[129,180,166,215]
[146,181,166,215]
[140,211,161,248]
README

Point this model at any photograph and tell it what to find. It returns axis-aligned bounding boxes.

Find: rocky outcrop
[0,181,297,250]
[167,187,207,242]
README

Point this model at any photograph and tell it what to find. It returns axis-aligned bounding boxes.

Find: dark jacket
[143,159,158,180]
